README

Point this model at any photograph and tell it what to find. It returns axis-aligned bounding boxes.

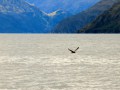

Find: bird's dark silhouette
[68,47,79,53]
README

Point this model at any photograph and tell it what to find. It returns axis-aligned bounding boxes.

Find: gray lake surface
[0,34,120,90]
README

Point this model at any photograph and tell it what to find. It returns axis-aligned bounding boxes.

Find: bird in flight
[68,47,79,53]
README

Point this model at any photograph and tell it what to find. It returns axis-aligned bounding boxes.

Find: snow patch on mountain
[48,9,66,17]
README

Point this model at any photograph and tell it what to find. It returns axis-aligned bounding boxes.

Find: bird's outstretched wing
[68,48,74,52]
[75,47,79,52]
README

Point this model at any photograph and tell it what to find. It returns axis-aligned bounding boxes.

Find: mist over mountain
[79,2,120,33]
[52,0,119,33]
[0,0,50,33]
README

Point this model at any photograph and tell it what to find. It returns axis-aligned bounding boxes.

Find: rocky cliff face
[79,2,120,33]
[52,0,119,33]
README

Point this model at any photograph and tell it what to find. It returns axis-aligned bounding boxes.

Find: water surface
[0,34,120,90]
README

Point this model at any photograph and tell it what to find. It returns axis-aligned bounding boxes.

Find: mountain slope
[48,10,72,28]
[0,0,50,33]
[52,0,119,33]
[80,2,120,33]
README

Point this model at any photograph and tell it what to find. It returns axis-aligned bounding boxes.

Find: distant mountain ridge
[79,2,120,33]
[0,0,37,13]
[25,0,100,14]
[52,0,119,33]
[0,0,50,33]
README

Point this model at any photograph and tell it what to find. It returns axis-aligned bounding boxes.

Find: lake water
[0,34,120,90]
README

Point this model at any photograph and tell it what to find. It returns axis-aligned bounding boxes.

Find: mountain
[52,0,119,33]
[25,0,100,14]
[79,2,120,33]
[25,0,100,32]
[0,0,50,33]
[0,0,100,33]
